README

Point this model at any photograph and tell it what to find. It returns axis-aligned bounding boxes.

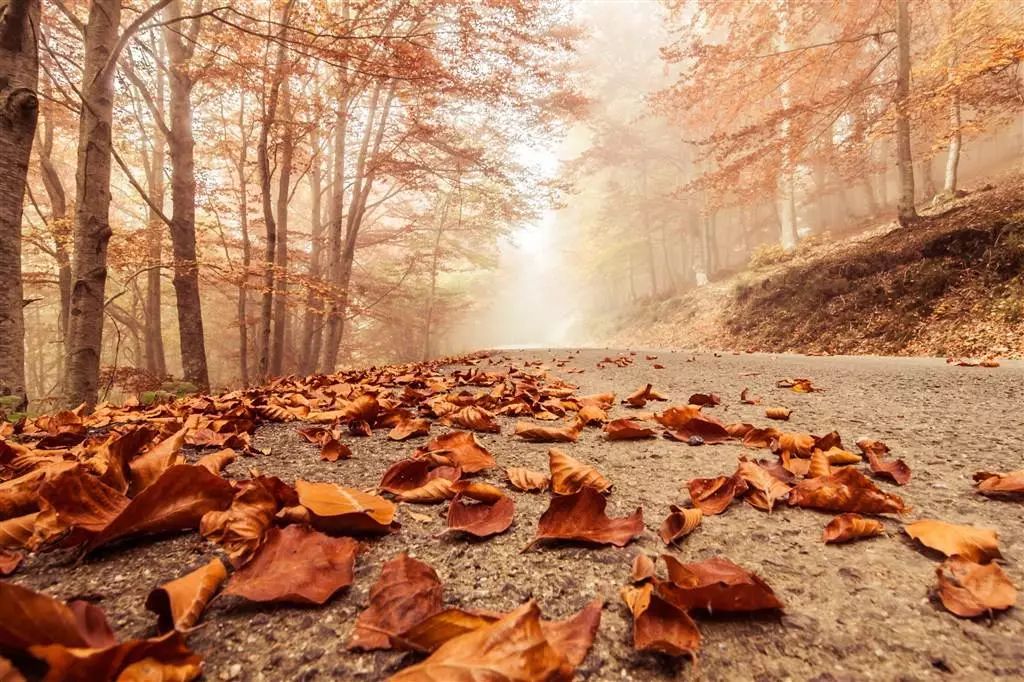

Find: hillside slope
[601,176,1024,358]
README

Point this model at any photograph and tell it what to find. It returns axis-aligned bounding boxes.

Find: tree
[0,0,40,410]
[895,0,917,225]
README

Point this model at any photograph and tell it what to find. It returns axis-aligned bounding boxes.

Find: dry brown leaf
[973,470,1024,496]
[449,481,505,503]
[199,477,286,564]
[548,449,611,495]
[84,465,235,554]
[603,419,656,441]
[445,494,515,538]
[195,448,237,475]
[320,438,353,462]
[631,554,656,583]
[0,548,22,576]
[0,580,117,652]
[380,459,460,496]
[686,474,747,515]
[621,582,700,657]
[822,513,885,544]
[144,558,227,632]
[739,388,762,405]
[736,459,791,512]
[809,449,832,478]
[935,556,1018,617]
[514,419,582,443]
[128,428,187,495]
[396,478,456,504]
[388,602,574,681]
[773,432,815,458]
[857,439,911,485]
[222,525,358,605]
[658,505,702,545]
[0,512,37,549]
[28,631,201,682]
[296,480,398,535]
[822,446,862,465]
[448,406,501,434]
[528,487,643,550]
[350,553,444,651]
[660,555,783,612]
[576,404,607,425]
[687,393,720,407]
[765,407,791,421]
[904,519,1002,563]
[506,467,550,493]
[415,431,495,474]
[388,418,431,441]
[788,467,906,515]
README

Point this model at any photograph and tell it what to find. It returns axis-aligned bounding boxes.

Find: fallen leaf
[396,479,456,504]
[0,513,37,549]
[973,470,1024,496]
[808,449,831,478]
[658,505,702,545]
[84,465,235,553]
[388,602,574,681]
[621,582,700,657]
[506,467,550,493]
[686,474,747,515]
[445,494,515,538]
[576,404,607,425]
[687,393,720,407]
[350,553,444,651]
[773,432,815,458]
[388,418,431,441]
[857,439,911,485]
[739,388,762,405]
[736,459,791,512]
[144,558,227,631]
[449,481,506,503]
[0,580,117,651]
[935,556,1017,617]
[29,630,201,682]
[320,438,353,462]
[448,406,501,434]
[128,428,187,495]
[222,525,358,605]
[548,449,611,495]
[765,407,791,421]
[777,377,817,392]
[631,554,656,583]
[623,384,654,408]
[380,459,460,497]
[528,487,642,549]
[662,414,731,445]
[200,478,281,564]
[0,549,22,576]
[514,420,582,443]
[195,448,237,475]
[659,555,783,612]
[297,480,398,535]
[904,519,1001,563]
[603,419,656,440]
[788,467,906,514]
[415,431,495,474]
[822,513,885,544]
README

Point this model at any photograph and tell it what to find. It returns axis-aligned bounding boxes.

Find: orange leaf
[660,555,783,612]
[808,449,831,478]
[448,406,501,434]
[199,477,288,564]
[528,487,642,549]
[128,428,186,495]
[631,554,656,583]
[222,525,358,605]
[788,467,906,514]
[513,419,582,443]
[388,418,431,441]
[296,480,398,535]
[658,505,702,545]
[621,582,700,657]
[415,431,495,474]
[195,448,237,475]
[0,549,22,576]
[388,602,575,681]
[973,470,1024,495]
[765,407,791,421]
[603,419,656,440]
[576,404,607,425]
[548,449,611,495]
[736,459,791,512]
[904,519,1001,563]
[686,474,747,515]
[857,439,911,485]
[144,558,227,632]
[445,494,514,538]
[687,393,720,406]
[822,513,885,544]
[0,581,116,651]
[505,467,550,493]
[935,556,1018,617]
[350,553,444,651]
[320,438,353,462]
[29,631,201,682]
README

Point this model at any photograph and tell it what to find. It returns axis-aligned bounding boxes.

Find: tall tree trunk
[942,18,962,197]
[776,0,798,251]
[256,1,293,380]
[142,45,167,379]
[300,126,325,374]
[163,0,209,390]
[65,0,123,408]
[422,193,452,361]
[235,94,251,386]
[895,0,917,225]
[319,97,348,372]
[270,78,293,376]
[0,0,39,410]
[37,99,72,389]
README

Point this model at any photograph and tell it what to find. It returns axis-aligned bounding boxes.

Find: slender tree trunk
[319,95,348,372]
[65,0,123,408]
[256,1,293,380]
[942,24,962,197]
[776,0,798,251]
[163,0,209,390]
[37,101,72,389]
[300,126,325,374]
[270,78,293,376]
[142,46,167,379]
[0,0,39,410]
[422,193,452,361]
[895,0,917,225]
[235,95,251,386]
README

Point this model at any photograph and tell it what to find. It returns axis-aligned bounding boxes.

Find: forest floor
[8,349,1024,681]
[600,175,1024,360]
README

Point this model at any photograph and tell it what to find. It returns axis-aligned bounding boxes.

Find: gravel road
[12,349,1024,681]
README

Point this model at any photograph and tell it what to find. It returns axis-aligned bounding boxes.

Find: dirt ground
[11,349,1024,681]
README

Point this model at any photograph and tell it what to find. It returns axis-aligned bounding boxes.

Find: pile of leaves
[1,351,1019,680]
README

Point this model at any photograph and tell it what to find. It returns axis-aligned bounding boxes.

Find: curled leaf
[350,553,444,651]
[415,431,495,474]
[765,407,791,421]
[788,467,906,515]
[506,467,549,493]
[822,513,885,544]
[904,519,1001,563]
[857,439,911,485]
[631,554,656,584]
[528,487,642,549]
[658,505,702,545]
[686,474,747,515]
[621,582,700,657]
[549,449,611,495]
[660,555,783,612]
[297,480,398,535]
[145,558,227,632]
[973,470,1024,496]
[935,556,1017,617]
